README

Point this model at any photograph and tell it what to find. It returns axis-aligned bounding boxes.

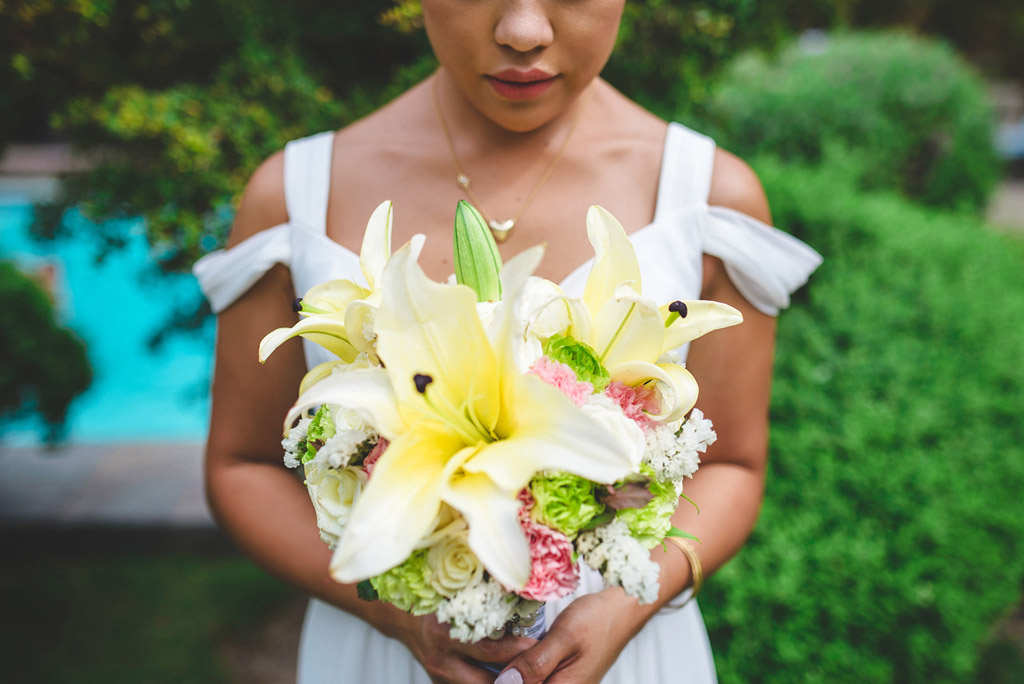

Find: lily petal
[583,206,642,316]
[662,300,744,354]
[491,245,545,376]
[469,374,641,491]
[259,315,360,363]
[343,299,377,355]
[329,424,469,582]
[609,361,699,423]
[303,279,370,314]
[375,244,500,438]
[359,200,393,292]
[444,472,531,590]
[284,367,407,440]
[298,360,346,395]
[593,284,665,370]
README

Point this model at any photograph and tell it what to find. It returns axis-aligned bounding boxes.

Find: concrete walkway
[0,441,214,528]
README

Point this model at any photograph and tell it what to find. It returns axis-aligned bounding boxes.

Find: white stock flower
[576,517,661,604]
[314,426,375,469]
[643,408,717,483]
[304,463,368,549]
[436,576,516,643]
[282,416,312,469]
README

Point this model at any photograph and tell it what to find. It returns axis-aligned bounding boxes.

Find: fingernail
[495,668,523,684]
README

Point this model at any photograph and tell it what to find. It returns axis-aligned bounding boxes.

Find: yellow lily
[284,242,644,589]
[259,200,401,366]
[561,206,745,422]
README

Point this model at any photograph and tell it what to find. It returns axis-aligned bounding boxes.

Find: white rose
[427,534,484,597]
[304,463,368,549]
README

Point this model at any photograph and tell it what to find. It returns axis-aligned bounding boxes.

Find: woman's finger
[493,631,574,684]
[464,634,536,663]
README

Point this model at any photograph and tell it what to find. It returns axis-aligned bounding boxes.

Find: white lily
[284,241,644,590]
[259,200,399,366]
[562,206,745,422]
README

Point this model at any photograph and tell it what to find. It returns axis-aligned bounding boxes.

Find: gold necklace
[432,74,594,243]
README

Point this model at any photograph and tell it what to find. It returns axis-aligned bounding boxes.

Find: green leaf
[666,525,701,543]
[579,507,615,532]
[356,579,379,602]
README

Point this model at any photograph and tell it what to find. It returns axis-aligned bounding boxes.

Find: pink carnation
[517,488,579,601]
[605,381,658,429]
[362,438,388,478]
[529,357,593,406]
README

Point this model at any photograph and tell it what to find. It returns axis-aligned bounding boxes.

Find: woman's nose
[494,1,554,54]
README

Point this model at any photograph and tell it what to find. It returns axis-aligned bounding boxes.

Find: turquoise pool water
[0,193,213,445]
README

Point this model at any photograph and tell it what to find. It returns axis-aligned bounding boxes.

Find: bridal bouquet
[260,200,741,642]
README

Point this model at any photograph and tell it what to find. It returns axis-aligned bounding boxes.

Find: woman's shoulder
[707,147,772,225]
[227,149,288,248]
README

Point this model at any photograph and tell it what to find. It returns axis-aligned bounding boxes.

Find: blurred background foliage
[704,32,1001,212]
[3,0,1024,681]
[0,261,93,442]
[2,0,1018,267]
[703,152,1024,682]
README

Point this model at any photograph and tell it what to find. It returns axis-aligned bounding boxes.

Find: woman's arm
[498,150,777,684]
[205,154,532,684]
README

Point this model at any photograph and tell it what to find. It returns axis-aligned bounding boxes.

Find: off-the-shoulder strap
[284,130,335,234]
[653,123,716,222]
[703,207,823,316]
[192,224,291,314]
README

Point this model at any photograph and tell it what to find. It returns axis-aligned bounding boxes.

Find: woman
[194,1,820,682]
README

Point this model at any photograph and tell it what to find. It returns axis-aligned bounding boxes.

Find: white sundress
[193,122,822,683]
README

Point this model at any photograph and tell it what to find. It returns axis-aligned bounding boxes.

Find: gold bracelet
[665,537,704,603]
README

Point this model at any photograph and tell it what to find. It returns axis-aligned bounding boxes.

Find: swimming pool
[0,191,213,445]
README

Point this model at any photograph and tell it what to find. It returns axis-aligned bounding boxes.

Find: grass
[0,535,295,684]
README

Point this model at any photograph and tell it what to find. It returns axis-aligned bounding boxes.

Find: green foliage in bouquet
[700,153,1024,683]
[369,549,443,616]
[0,261,93,442]
[615,465,679,549]
[705,31,1001,213]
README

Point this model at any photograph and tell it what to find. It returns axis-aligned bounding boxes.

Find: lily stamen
[664,300,688,327]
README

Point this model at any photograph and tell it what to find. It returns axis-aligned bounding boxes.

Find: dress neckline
[296,122,687,288]
[293,212,668,290]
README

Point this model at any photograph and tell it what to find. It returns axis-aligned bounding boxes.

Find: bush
[701,154,1024,682]
[21,0,790,273]
[706,32,1001,212]
[0,261,93,441]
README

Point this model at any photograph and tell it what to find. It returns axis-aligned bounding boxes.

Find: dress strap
[284,131,336,234]
[653,123,716,222]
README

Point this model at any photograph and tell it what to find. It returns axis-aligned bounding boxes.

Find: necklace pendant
[488,219,515,243]
[457,174,471,189]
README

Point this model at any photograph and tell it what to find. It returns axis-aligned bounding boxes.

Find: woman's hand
[393,611,537,684]
[494,589,652,684]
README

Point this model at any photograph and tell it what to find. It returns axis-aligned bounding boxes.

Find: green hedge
[706,32,1001,212]
[701,155,1024,682]
[0,261,93,441]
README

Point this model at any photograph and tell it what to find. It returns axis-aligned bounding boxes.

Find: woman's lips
[486,69,558,100]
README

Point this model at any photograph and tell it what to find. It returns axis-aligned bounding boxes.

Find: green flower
[530,471,604,538]
[543,334,610,392]
[302,405,336,463]
[616,467,679,548]
[369,549,443,615]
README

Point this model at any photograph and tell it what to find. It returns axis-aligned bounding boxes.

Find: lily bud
[453,200,502,302]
